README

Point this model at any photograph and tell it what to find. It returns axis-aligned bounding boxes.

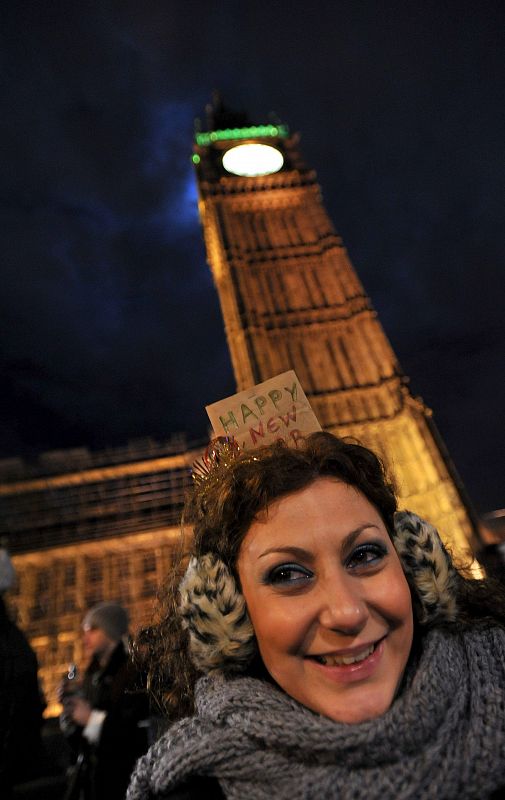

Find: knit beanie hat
[83,602,129,641]
[0,548,16,593]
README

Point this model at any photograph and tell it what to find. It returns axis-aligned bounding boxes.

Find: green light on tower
[195,124,289,148]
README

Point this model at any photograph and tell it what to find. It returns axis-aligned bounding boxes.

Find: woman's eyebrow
[258,545,313,561]
[258,524,381,560]
[341,524,381,552]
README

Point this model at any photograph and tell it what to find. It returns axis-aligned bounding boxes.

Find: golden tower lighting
[192,103,480,560]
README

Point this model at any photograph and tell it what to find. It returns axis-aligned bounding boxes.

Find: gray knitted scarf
[128,626,505,800]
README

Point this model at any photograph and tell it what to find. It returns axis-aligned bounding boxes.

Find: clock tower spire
[193,100,480,559]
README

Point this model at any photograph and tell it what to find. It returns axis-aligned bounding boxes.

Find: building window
[142,553,156,574]
[63,563,76,587]
[141,580,157,598]
[61,595,76,614]
[30,599,49,621]
[116,556,130,578]
[86,559,103,584]
[36,569,50,593]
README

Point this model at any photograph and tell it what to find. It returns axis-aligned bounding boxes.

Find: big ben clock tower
[193,96,479,558]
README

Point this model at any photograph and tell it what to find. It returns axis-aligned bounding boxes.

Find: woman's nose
[317,575,368,634]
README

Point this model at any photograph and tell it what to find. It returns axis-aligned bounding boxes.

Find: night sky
[1,2,504,513]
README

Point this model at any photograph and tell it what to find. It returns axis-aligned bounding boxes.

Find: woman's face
[237,477,413,724]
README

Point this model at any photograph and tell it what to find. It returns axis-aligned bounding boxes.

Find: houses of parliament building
[0,99,482,715]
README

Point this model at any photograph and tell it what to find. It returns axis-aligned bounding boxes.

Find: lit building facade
[0,437,192,714]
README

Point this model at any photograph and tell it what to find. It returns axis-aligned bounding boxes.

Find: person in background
[60,602,149,800]
[0,548,46,798]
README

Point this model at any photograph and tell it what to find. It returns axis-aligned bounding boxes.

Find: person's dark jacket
[179,776,225,799]
[68,641,149,800]
[0,596,45,796]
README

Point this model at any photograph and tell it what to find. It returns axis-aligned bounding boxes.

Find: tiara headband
[192,436,243,486]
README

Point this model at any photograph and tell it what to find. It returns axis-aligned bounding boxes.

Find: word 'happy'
[218,380,298,433]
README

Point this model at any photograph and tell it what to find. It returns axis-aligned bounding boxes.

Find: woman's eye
[346,543,387,570]
[267,563,313,585]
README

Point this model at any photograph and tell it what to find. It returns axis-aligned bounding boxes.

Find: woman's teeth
[314,643,375,666]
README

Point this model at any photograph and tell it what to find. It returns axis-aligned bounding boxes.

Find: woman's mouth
[313,642,376,666]
[307,638,386,681]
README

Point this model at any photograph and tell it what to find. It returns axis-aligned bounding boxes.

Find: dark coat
[0,597,45,795]
[174,776,225,799]
[68,641,149,800]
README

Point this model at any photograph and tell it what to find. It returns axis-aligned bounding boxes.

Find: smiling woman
[237,479,414,724]
[127,433,505,800]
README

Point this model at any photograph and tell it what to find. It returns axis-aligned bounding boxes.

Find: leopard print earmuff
[179,510,459,674]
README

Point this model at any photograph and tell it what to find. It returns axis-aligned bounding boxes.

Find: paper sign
[206,370,322,450]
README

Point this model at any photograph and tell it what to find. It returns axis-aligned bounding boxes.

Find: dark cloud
[1,1,503,511]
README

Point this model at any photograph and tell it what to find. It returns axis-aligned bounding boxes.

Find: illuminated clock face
[222,143,284,177]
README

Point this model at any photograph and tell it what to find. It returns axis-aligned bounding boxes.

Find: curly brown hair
[189,432,398,574]
[135,431,505,720]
